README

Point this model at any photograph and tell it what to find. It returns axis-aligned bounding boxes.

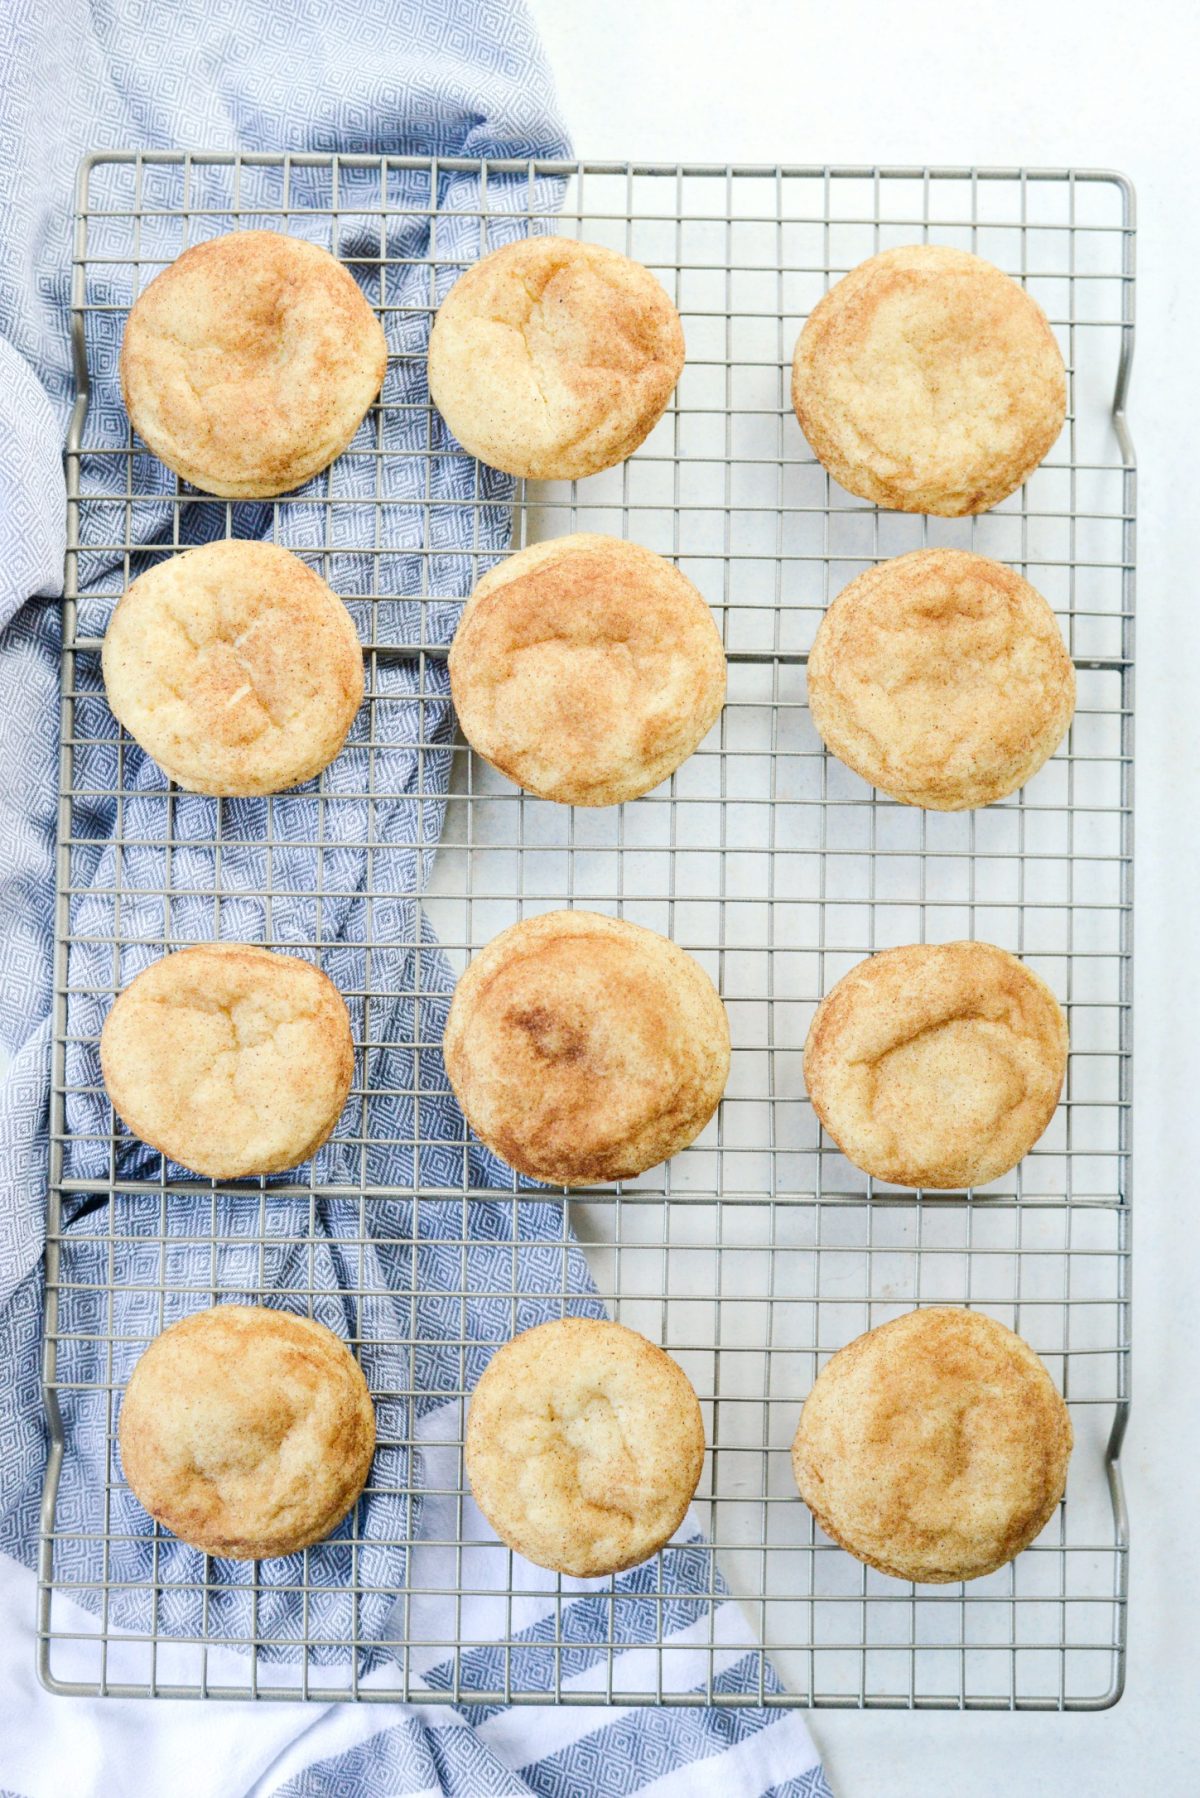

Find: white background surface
[525,0,1199,1791]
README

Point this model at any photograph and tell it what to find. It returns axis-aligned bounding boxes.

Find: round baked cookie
[449,534,726,805]
[428,235,685,480]
[119,1305,375,1560]
[121,230,387,497]
[103,539,364,796]
[791,245,1066,515]
[101,943,354,1178]
[466,1318,705,1576]
[443,910,730,1186]
[804,941,1067,1189]
[792,1306,1073,1583]
[807,549,1075,810]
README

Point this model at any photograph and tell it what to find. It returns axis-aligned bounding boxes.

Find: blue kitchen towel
[0,3,830,1794]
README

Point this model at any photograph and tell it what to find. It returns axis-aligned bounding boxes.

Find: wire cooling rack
[40,155,1133,1709]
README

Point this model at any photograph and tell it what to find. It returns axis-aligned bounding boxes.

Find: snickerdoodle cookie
[103,539,363,796]
[449,534,725,805]
[119,1305,375,1560]
[101,943,354,1178]
[792,1306,1072,1583]
[428,236,685,479]
[792,245,1066,515]
[466,1317,705,1576]
[443,910,730,1185]
[803,941,1067,1189]
[807,549,1075,809]
[121,230,387,497]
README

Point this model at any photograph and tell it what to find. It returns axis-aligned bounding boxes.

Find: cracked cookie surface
[807,549,1075,810]
[101,943,355,1177]
[803,940,1067,1190]
[119,1305,375,1560]
[103,539,363,796]
[449,533,726,806]
[792,245,1066,515]
[443,910,730,1186]
[428,236,685,480]
[466,1318,705,1576]
[121,230,387,498]
[792,1307,1072,1583]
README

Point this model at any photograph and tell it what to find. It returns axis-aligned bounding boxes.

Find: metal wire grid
[39,155,1134,1710]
